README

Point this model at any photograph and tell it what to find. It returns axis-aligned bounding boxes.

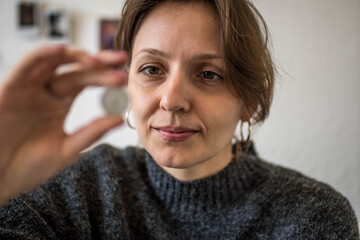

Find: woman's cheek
[132,90,157,127]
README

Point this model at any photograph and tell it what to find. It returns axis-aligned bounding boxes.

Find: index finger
[4,46,97,88]
[94,51,129,69]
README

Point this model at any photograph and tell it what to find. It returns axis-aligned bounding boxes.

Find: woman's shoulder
[252,155,349,204]
[247,154,359,238]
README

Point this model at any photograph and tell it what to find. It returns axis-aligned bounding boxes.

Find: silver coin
[102,87,129,115]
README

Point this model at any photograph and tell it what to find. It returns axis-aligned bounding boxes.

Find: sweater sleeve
[0,151,98,240]
[0,172,94,240]
[0,144,132,240]
[0,192,59,240]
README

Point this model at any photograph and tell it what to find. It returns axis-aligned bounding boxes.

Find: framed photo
[44,8,70,42]
[17,1,40,38]
[99,19,119,50]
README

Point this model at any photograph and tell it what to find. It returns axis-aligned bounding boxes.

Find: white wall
[0,0,359,223]
[254,0,360,223]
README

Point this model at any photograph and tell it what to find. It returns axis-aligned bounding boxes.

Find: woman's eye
[139,65,162,76]
[200,71,223,82]
[146,66,160,75]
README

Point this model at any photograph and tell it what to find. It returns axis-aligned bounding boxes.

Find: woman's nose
[159,71,191,112]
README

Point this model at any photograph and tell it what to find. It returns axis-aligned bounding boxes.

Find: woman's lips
[154,127,199,142]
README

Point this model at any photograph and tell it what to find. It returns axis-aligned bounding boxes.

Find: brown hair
[115,0,275,123]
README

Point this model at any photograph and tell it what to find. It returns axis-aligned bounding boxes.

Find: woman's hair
[115,0,275,124]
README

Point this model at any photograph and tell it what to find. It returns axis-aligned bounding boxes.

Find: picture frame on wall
[99,19,119,50]
[17,1,40,38]
[44,8,71,43]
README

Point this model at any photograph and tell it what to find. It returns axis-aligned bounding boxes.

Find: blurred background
[0,0,359,224]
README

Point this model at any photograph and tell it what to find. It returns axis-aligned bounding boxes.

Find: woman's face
[128,1,247,181]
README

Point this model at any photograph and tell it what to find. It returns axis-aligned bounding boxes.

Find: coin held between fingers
[102,87,129,116]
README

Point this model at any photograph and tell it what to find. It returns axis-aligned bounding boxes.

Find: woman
[0,0,358,239]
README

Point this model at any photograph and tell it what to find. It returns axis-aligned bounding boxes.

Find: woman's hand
[0,45,128,205]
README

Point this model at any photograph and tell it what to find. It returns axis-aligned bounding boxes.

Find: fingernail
[88,56,101,66]
[111,70,127,78]
[114,51,128,60]
[105,71,128,85]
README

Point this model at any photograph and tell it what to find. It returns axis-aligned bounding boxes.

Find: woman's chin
[154,155,197,169]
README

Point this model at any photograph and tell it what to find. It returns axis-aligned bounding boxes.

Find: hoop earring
[240,121,252,150]
[232,135,241,160]
[125,107,136,130]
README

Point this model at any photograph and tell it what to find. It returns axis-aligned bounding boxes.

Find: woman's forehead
[131,1,222,60]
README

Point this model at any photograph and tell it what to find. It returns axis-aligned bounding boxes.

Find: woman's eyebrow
[134,48,222,61]
[134,48,168,58]
[192,53,222,61]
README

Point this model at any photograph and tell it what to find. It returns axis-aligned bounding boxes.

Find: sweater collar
[143,145,268,217]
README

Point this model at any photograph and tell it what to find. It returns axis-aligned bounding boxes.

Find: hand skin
[0,45,128,205]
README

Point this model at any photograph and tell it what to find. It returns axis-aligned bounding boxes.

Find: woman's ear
[240,108,251,122]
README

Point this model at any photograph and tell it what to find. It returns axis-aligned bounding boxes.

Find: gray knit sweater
[0,144,359,239]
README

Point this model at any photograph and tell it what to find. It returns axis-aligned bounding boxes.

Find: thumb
[63,116,124,161]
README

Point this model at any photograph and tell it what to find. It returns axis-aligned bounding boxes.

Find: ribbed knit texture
[0,144,359,239]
